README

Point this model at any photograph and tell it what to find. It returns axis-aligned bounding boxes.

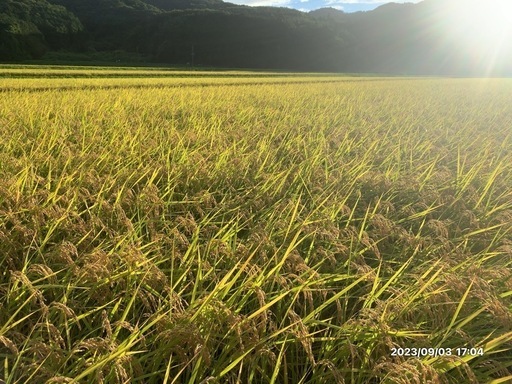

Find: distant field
[1,66,512,383]
[0,65,379,93]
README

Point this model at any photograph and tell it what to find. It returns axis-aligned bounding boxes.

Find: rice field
[1,66,512,383]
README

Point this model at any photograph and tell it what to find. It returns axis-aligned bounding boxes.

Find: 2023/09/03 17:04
[390,347,484,358]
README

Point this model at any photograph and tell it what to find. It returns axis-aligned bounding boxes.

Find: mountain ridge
[1,0,511,75]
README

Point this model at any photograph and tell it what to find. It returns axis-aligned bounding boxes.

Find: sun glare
[465,1,512,39]
[443,0,512,74]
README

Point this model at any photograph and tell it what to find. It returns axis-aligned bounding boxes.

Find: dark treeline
[1,0,511,75]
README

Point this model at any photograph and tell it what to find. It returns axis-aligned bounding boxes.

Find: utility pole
[191,45,195,68]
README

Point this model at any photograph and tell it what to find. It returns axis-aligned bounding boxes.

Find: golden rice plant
[0,66,511,383]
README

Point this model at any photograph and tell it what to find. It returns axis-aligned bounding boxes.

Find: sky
[227,0,422,13]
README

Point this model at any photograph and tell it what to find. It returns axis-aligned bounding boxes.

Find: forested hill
[1,0,511,75]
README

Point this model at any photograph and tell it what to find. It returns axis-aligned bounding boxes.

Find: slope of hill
[0,0,84,59]
[142,0,233,11]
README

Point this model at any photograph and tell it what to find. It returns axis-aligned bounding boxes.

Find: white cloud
[233,0,291,5]
[229,0,421,8]
[322,0,346,8]
[228,0,298,5]
[336,0,419,3]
